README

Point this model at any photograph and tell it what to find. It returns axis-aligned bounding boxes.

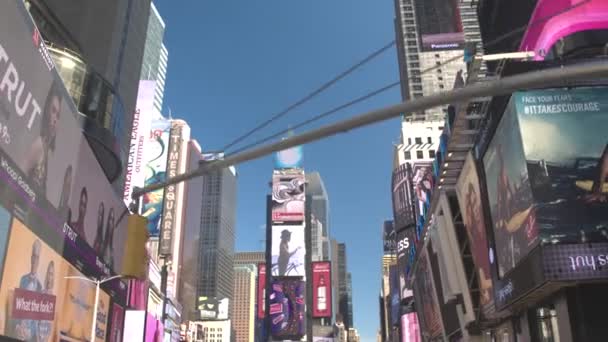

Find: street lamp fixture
[64,275,126,342]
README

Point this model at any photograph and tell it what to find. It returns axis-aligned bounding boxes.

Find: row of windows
[404,149,435,160]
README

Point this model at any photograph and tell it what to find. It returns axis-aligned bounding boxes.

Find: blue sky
[155,1,400,339]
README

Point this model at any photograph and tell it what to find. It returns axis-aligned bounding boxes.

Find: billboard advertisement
[271,225,306,277]
[275,146,303,169]
[312,261,332,318]
[257,263,266,319]
[383,220,396,254]
[401,313,421,342]
[197,297,229,320]
[392,163,416,230]
[123,80,155,207]
[389,265,400,327]
[271,169,305,223]
[413,248,442,340]
[483,97,537,277]
[396,228,415,298]
[269,279,306,340]
[141,118,171,236]
[456,152,494,307]
[414,0,465,51]
[0,219,111,341]
[108,304,124,342]
[412,162,435,239]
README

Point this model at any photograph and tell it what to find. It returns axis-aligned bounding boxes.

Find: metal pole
[91,280,101,342]
[132,60,608,198]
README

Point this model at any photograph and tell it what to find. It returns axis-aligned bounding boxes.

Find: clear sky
[155,1,401,339]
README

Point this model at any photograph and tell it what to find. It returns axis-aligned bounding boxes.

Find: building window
[404,151,411,160]
[415,137,422,144]
[427,137,432,144]
[429,150,435,158]
[437,69,442,73]
[416,150,424,159]
[407,138,412,145]
[439,84,444,89]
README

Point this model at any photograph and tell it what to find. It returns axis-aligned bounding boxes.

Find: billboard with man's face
[271,169,305,223]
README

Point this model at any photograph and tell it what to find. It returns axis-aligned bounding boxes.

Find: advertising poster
[123,80,155,207]
[108,304,124,342]
[456,153,493,307]
[271,225,306,277]
[257,263,266,319]
[197,297,229,320]
[0,219,110,342]
[396,228,415,299]
[392,163,416,230]
[412,162,435,238]
[401,313,421,342]
[275,145,303,169]
[141,119,172,236]
[271,169,305,223]
[269,279,306,340]
[483,99,537,277]
[414,248,442,340]
[515,88,608,243]
[389,265,400,327]
[414,0,465,51]
[383,220,396,254]
[312,261,332,318]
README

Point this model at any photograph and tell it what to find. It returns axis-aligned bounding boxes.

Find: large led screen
[269,279,306,340]
[275,146,303,169]
[401,313,421,342]
[413,248,442,340]
[271,169,305,223]
[271,225,306,277]
[456,153,493,307]
[312,261,332,318]
[0,219,111,341]
[414,0,465,51]
[197,297,229,320]
[483,99,537,277]
[412,162,435,238]
[389,265,400,327]
[141,118,171,236]
[257,263,266,319]
[383,220,396,254]
[396,228,415,298]
[392,163,416,230]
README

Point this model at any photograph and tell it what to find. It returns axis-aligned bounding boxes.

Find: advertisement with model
[412,162,435,239]
[257,263,266,319]
[271,169,305,223]
[0,219,111,341]
[141,118,171,237]
[456,152,494,308]
[311,261,332,318]
[392,162,417,231]
[396,227,416,298]
[484,87,608,276]
[413,247,443,341]
[383,220,397,254]
[123,80,155,207]
[271,225,306,277]
[414,0,465,51]
[269,279,306,340]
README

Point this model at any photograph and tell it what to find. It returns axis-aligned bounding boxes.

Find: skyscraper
[337,243,351,330]
[140,2,168,117]
[306,172,330,260]
[393,0,482,121]
[310,216,324,262]
[198,159,238,303]
[234,252,266,267]
[231,264,257,342]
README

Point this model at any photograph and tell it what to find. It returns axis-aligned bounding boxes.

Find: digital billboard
[271,169,305,223]
[456,152,494,307]
[0,219,111,341]
[312,261,332,318]
[197,297,229,320]
[392,163,416,230]
[275,145,303,169]
[141,118,171,236]
[123,80,155,207]
[389,265,400,327]
[108,303,125,342]
[383,220,397,254]
[257,263,266,319]
[269,279,306,340]
[271,225,306,277]
[414,0,465,51]
[412,162,435,239]
[401,313,421,342]
[413,248,442,340]
[396,227,415,298]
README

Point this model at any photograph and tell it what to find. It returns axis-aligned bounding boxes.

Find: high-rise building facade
[331,238,340,324]
[393,0,482,121]
[197,161,238,303]
[231,265,257,342]
[306,172,330,260]
[310,216,324,262]
[25,0,152,188]
[234,251,265,266]
[140,2,168,117]
[337,243,352,330]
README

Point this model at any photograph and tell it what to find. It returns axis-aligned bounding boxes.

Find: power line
[221,40,396,151]
[132,60,608,198]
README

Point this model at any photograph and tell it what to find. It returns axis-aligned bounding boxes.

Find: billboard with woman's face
[456,153,494,307]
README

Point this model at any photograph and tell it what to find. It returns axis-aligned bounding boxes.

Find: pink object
[519,0,608,60]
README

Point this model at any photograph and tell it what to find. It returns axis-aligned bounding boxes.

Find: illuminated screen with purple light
[519,0,608,59]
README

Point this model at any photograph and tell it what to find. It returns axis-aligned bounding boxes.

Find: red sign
[257,263,266,318]
[11,288,56,321]
[311,261,332,318]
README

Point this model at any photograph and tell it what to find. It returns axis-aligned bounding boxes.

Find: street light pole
[64,275,125,342]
